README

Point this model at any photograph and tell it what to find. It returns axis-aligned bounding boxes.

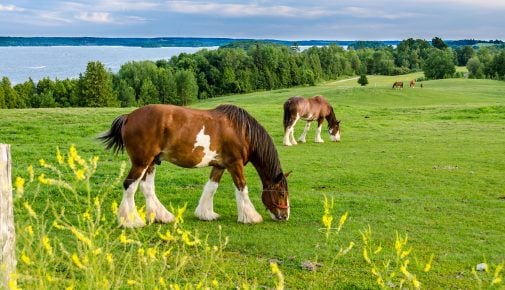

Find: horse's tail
[283,99,292,129]
[98,115,126,154]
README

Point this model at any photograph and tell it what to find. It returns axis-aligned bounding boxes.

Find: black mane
[213,104,283,183]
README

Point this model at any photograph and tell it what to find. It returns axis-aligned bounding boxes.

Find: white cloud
[76,11,113,23]
[0,4,24,12]
[165,1,328,18]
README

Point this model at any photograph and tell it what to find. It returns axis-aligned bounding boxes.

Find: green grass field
[2,73,505,289]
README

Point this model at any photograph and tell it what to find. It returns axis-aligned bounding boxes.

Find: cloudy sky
[1,0,504,40]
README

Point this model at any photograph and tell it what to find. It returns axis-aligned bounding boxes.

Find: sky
[1,0,504,40]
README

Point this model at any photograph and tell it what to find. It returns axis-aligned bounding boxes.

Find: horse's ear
[284,170,293,178]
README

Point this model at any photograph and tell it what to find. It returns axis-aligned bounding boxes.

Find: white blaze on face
[329,128,341,142]
[193,126,218,167]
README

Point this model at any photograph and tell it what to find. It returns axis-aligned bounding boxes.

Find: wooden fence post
[1,144,16,289]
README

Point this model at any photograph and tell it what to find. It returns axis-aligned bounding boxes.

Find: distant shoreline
[0,36,399,48]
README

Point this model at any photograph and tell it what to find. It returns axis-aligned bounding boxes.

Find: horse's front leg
[195,166,225,221]
[298,121,311,143]
[315,118,325,143]
[141,166,175,224]
[228,163,263,223]
[118,165,148,228]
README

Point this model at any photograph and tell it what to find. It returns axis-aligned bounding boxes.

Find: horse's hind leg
[118,165,148,228]
[195,166,224,221]
[298,121,311,143]
[141,166,175,224]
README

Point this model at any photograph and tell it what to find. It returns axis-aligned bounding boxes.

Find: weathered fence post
[1,144,16,289]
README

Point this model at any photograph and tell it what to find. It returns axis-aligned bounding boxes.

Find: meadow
[1,73,505,289]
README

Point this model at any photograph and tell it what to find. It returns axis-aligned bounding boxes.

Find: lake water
[0,46,217,84]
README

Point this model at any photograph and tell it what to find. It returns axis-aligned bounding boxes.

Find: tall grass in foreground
[8,146,504,289]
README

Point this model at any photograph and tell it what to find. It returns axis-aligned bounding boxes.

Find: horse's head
[262,172,291,221]
[329,120,341,142]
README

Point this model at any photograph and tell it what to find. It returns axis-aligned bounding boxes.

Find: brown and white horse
[409,79,416,88]
[283,95,341,146]
[392,81,404,89]
[100,104,290,228]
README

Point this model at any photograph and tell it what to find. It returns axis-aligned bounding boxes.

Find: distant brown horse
[392,81,404,89]
[283,95,341,146]
[409,80,416,88]
[100,104,290,227]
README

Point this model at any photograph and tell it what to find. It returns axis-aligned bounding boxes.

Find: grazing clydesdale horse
[410,80,416,88]
[283,95,341,146]
[100,104,290,227]
[392,81,404,89]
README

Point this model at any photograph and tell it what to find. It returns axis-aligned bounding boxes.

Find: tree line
[1,38,505,109]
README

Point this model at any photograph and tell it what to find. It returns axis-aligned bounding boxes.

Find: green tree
[432,37,448,50]
[14,78,36,108]
[358,74,369,86]
[1,77,21,109]
[423,49,456,79]
[116,79,136,107]
[175,70,198,106]
[138,79,160,105]
[79,61,118,107]
[466,57,484,79]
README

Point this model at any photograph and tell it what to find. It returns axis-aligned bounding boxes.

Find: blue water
[0,46,217,84]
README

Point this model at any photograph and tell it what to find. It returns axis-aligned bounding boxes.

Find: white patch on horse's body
[140,167,175,224]
[195,180,220,220]
[193,126,218,167]
[118,168,148,228]
[235,186,263,223]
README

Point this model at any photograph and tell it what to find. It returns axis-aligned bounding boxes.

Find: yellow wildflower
[52,221,65,230]
[56,147,64,164]
[374,245,383,254]
[93,248,102,256]
[75,169,85,181]
[82,210,91,221]
[212,279,219,287]
[23,202,37,218]
[127,280,137,285]
[71,253,85,269]
[119,230,137,244]
[106,253,114,265]
[94,196,100,208]
[69,227,92,247]
[159,277,167,287]
[39,159,47,167]
[42,235,53,256]
[38,173,52,185]
[21,253,32,265]
[46,273,54,282]
[27,165,34,182]
[363,247,371,264]
[147,247,158,260]
[492,263,504,285]
[24,225,33,236]
[15,177,25,196]
[159,230,177,242]
[66,286,74,290]
[111,201,118,215]
[174,204,187,225]
[424,254,434,272]
[337,211,349,232]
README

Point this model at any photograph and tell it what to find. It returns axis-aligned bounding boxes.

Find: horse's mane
[326,106,339,127]
[213,104,283,180]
